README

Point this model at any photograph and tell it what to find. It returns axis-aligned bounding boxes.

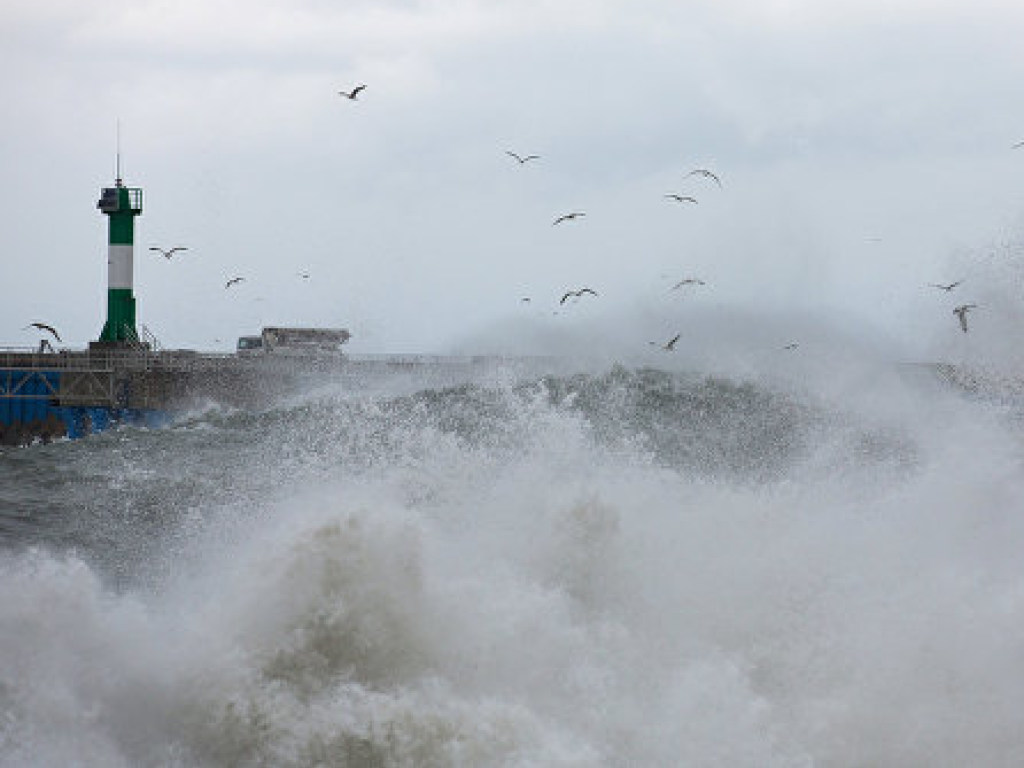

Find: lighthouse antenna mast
[115,119,122,187]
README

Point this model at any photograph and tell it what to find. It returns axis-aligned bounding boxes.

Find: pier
[0,346,281,444]
[0,343,531,445]
[1,165,538,445]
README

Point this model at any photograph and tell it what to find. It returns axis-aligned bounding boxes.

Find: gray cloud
[3,0,1024,356]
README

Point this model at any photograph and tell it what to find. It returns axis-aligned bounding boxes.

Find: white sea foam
[1,349,1024,766]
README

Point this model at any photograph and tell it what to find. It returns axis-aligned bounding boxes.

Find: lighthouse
[96,175,143,344]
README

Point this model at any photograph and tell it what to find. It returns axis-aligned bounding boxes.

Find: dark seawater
[1,358,1023,766]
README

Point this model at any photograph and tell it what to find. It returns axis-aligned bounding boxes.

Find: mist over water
[2,333,1024,766]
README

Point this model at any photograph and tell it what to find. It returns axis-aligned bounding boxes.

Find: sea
[2,347,1024,767]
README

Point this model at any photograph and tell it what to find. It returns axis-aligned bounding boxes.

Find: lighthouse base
[99,288,137,343]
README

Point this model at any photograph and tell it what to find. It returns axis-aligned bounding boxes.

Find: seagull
[665,194,698,204]
[338,84,366,100]
[649,333,681,351]
[686,168,722,187]
[670,277,705,290]
[782,342,799,351]
[149,246,187,259]
[225,277,245,289]
[560,287,598,305]
[930,280,962,292]
[953,304,977,333]
[553,212,586,226]
[506,151,540,164]
[26,322,61,342]
[1013,141,1024,149]
[297,271,310,279]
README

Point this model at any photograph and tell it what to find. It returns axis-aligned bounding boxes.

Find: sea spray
[1,361,1023,765]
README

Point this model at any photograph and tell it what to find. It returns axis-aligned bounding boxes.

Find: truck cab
[236,335,264,355]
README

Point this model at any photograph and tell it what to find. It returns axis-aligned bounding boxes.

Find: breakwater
[0,347,531,445]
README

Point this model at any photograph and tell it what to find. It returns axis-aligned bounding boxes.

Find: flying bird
[297,271,310,279]
[560,287,598,305]
[225,277,245,289]
[953,304,977,333]
[650,333,682,351]
[1013,141,1024,149]
[686,168,722,187]
[553,212,586,226]
[670,278,705,290]
[338,84,366,100]
[665,194,698,204]
[26,322,61,342]
[149,246,187,259]
[782,342,800,351]
[930,280,962,292]
[506,151,540,164]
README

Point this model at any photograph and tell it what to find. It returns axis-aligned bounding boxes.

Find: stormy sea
[2,343,1024,766]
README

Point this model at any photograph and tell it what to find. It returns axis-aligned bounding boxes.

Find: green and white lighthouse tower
[96,173,143,344]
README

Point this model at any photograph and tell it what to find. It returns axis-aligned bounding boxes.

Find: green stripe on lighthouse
[108,187,135,245]
[102,289,136,343]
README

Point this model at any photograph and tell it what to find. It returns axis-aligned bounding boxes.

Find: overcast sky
[3,0,1024,361]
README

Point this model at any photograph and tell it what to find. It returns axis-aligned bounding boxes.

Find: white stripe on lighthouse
[108,244,133,289]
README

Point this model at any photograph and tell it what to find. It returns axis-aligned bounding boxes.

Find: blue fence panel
[27,376,41,422]
[3,368,167,441]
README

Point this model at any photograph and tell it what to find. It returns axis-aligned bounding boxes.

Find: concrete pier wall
[0,348,528,445]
